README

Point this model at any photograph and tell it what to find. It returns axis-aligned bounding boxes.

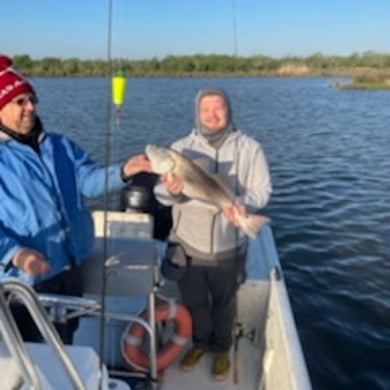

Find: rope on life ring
[121,300,192,372]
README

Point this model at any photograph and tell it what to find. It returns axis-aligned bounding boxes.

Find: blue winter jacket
[0,131,124,285]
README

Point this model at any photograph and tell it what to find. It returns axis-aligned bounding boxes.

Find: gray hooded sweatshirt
[154,89,272,263]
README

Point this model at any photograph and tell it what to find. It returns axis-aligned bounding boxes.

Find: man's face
[198,95,228,133]
[0,93,37,134]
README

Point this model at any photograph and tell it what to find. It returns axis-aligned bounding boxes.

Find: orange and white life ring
[121,301,192,372]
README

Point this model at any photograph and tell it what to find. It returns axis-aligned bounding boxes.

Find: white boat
[0,210,312,390]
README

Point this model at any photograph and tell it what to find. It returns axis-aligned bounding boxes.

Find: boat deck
[160,337,262,390]
[111,279,268,390]
[155,238,270,390]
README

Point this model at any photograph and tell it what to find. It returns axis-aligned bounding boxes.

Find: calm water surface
[33,77,390,390]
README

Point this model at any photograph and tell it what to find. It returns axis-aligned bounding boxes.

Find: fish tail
[239,214,270,238]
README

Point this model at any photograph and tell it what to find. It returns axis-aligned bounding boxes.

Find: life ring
[121,300,192,372]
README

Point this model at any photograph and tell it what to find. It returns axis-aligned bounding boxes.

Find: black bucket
[121,184,152,213]
[120,173,172,240]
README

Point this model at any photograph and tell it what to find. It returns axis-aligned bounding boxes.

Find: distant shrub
[354,68,390,83]
[277,64,311,76]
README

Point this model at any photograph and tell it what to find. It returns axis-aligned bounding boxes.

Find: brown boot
[180,346,206,371]
[212,351,230,381]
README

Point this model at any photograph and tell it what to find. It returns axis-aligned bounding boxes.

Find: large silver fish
[145,144,269,238]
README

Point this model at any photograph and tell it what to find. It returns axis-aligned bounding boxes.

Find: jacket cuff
[120,164,132,183]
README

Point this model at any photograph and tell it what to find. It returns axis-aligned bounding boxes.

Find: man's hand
[122,153,152,178]
[12,248,50,276]
[223,202,246,227]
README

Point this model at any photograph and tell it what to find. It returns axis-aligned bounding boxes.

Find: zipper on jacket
[213,149,219,173]
[209,148,219,253]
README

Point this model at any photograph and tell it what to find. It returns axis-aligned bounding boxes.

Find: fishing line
[112,0,127,125]
[98,1,129,385]
[98,0,116,387]
[232,0,238,59]
[231,0,241,123]
[230,0,243,385]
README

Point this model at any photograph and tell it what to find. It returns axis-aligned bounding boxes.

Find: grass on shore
[332,68,390,90]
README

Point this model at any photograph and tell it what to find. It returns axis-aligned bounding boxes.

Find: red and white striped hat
[0,55,35,110]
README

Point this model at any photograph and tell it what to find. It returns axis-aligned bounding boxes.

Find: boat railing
[37,283,159,387]
[0,277,88,390]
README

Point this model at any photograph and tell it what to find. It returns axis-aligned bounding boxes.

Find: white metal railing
[0,278,88,390]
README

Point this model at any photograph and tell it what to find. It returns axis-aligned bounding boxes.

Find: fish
[145,143,270,238]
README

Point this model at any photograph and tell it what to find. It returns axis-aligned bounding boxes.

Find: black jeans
[178,252,246,352]
[10,267,83,345]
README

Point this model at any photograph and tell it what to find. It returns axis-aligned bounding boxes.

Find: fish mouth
[145,144,175,174]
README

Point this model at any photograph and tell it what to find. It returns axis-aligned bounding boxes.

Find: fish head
[145,144,175,174]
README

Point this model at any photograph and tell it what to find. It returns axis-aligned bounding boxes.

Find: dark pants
[10,267,83,345]
[178,253,246,352]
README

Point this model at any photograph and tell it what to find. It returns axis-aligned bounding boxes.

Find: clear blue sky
[3,0,390,60]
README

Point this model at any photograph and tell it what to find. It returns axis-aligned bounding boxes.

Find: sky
[2,0,390,60]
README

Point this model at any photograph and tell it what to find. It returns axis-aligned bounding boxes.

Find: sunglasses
[12,95,38,107]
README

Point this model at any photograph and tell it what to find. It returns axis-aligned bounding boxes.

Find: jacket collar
[0,116,45,152]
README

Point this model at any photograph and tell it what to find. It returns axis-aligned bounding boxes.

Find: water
[32,77,390,390]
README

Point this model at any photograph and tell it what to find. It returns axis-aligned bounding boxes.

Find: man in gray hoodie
[154,88,272,381]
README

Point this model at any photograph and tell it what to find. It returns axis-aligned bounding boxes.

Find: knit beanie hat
[195,88,232,131]
[0,55,35,110]
[194,88,235,148]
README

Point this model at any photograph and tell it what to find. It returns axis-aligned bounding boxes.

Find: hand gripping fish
[145,144,269,238]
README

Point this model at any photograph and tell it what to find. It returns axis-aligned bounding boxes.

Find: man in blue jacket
[0,54,151,343]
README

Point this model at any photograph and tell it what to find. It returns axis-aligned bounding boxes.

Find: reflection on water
[34,76,390,390]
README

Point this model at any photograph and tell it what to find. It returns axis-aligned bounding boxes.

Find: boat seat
[82,236,159,297]
[81,210,158,296]
[0,342,23,390]
[75,211,161,384]
[0,341,130,390]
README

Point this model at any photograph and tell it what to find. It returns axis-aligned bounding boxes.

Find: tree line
[12,52,390,78]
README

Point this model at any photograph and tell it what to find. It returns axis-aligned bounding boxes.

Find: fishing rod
[230,0,243,385]
[96,0,112,385]
[232,0,238,58]
[98,0,127,388]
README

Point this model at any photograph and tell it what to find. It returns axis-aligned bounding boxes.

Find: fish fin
[238,214,270,238]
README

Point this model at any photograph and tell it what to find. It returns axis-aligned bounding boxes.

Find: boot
[180,346,206,371]
[212,351,230,381]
